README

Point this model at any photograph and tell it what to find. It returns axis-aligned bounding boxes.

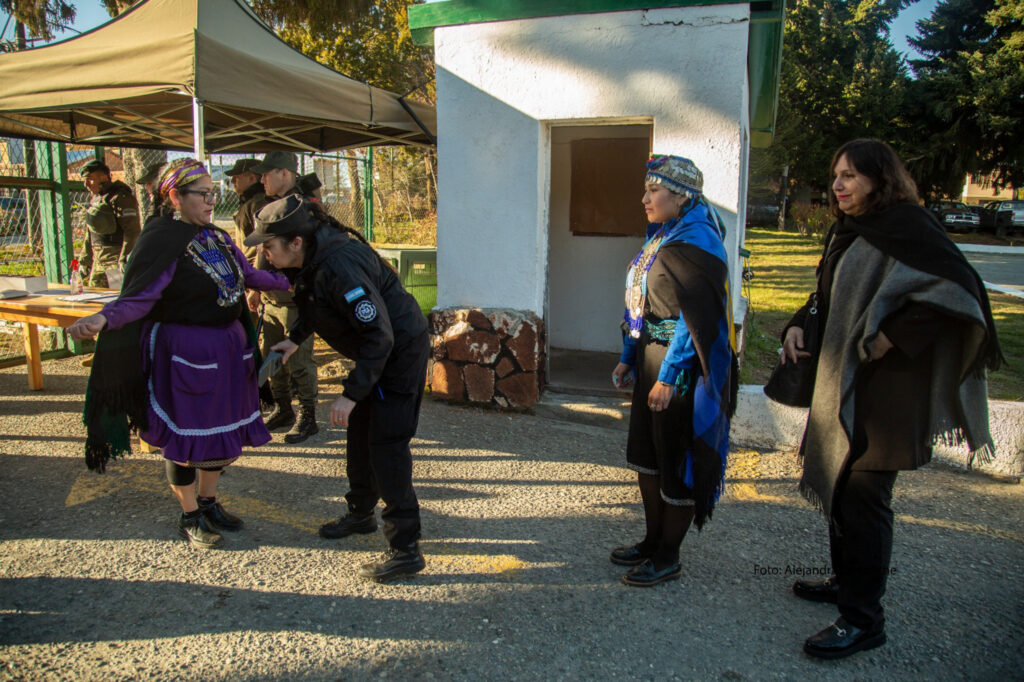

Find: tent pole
[192,97,207,162]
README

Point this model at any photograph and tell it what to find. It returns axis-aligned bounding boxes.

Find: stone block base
[428,308,545,409]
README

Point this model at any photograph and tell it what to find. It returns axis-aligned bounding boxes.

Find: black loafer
[621,559,681,587]
[792,575,840,603]
[610,544,652,566]
[199,501,244,531]
[319,513,378,539]
[804,617,886,659]
[177,514,222,549]
[359,544,426,583]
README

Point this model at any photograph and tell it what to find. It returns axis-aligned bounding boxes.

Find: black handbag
[763,293,820,407]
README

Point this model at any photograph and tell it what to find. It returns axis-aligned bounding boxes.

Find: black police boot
[319,512,377,539]
[284,402,319,444]
[177,512,222,549]
[198,497,244,531]
[359,543,426,583]
[264,399,295,431]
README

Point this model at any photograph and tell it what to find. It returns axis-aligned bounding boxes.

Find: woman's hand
[647,382,674,412]
[782,326,811,365]
[869,330,893,360]
[246,290,261,312]
[612,362,633,389]
[330,395,356,427]
[270,339,299,364]
[68,313,107,341]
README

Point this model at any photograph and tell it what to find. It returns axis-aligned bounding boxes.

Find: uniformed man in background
[246,151,320,444]
[226,158,265,263]
[134,161,164,221]
[78,159,141,287]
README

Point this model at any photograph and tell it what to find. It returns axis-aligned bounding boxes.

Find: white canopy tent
[0,0,436,155]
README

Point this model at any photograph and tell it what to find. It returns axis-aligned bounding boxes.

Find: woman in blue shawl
[610,155,738,587]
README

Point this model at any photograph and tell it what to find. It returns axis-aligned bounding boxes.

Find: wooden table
[0,289,113,390]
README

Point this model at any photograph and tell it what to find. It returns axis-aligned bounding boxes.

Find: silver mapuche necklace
[186,230,245,307]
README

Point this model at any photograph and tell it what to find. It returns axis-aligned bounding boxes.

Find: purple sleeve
[100,262,176,330]
[230,242,289,291]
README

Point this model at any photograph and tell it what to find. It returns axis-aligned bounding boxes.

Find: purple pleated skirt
[138,320,271,466]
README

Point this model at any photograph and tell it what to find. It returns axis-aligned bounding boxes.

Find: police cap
[225,158,262,177]
[244,195,314,247]
[251,151,298,175]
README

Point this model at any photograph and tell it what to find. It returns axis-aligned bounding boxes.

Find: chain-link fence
[0,139,96,361]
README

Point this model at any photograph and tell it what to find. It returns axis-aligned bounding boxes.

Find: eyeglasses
[179,189,217,203]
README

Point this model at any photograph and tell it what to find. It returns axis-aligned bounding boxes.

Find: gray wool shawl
[799,237,993,517]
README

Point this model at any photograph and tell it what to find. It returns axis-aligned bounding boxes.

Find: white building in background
[408,0,783,407]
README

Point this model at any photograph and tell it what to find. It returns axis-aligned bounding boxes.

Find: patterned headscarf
[645,154,703,196]
[158,158,209,198]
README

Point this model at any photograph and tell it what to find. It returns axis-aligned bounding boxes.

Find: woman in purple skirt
[69,158,289,549]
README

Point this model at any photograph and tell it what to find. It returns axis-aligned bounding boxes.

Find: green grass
[740,227,1024,401]
[739,228,820,386]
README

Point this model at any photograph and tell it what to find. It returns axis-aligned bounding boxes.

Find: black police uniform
[288,223,429,550]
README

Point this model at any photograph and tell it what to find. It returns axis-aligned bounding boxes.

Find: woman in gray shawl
[779,139,1002,659]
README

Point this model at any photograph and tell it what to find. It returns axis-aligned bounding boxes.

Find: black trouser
[829,469,899,630]
[344,346,428,550]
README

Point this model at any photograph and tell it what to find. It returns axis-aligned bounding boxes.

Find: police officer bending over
[79,159,141,287]
[245,196,430,583]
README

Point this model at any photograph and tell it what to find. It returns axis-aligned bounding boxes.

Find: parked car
[927,201,980,232]
[974,201,1019,235]
[746,189,781,227]
[984,200,1024,231]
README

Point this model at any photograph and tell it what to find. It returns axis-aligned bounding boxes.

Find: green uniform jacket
[79,179,141,286]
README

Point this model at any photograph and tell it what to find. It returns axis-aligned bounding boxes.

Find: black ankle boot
[198,498,244,531]
[178,512,222,549]
[264,400,295,431]
[284,403,319,444]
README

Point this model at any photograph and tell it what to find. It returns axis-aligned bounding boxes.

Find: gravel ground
[1,355,1022,680]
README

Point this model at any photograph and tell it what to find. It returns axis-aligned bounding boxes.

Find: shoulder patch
[344,286,366,303]
[354,299,377,322]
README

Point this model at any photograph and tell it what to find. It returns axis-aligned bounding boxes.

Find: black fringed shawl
[82,217,265,472]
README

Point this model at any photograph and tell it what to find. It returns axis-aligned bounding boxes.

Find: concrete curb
[731,385,1024,478]
[957,244,1024,254]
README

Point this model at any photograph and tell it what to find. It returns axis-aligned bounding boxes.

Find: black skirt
[625,336,696,505]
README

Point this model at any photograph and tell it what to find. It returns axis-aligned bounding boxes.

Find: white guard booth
[409,0,783,408]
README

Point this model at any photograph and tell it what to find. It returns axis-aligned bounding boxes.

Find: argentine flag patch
[344,286,366,303]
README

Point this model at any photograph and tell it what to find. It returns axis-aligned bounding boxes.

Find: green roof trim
[409,0,785,147]
[409,0,743,44]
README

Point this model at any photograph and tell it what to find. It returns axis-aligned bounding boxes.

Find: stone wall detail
[428,308,545,409]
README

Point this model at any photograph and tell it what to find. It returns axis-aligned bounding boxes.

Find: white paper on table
[57,293,118,303]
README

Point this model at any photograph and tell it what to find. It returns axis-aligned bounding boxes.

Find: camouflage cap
[80,159,110,178]
[225,158,262,177]
[135,162,164,186]
[252,151,298,174]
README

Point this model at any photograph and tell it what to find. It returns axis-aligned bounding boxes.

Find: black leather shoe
[610,544,651,566]
[199,500,244,531]
[621,559,682,587]
[359,544,426,583]
[264,403,295,431]
[804,617,886,659]
[792,575,840,603]
[319,513,378,539]
[178,513,222,549]
[284,405,319,444]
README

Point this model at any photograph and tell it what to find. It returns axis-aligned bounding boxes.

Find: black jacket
[289,225,428,401]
